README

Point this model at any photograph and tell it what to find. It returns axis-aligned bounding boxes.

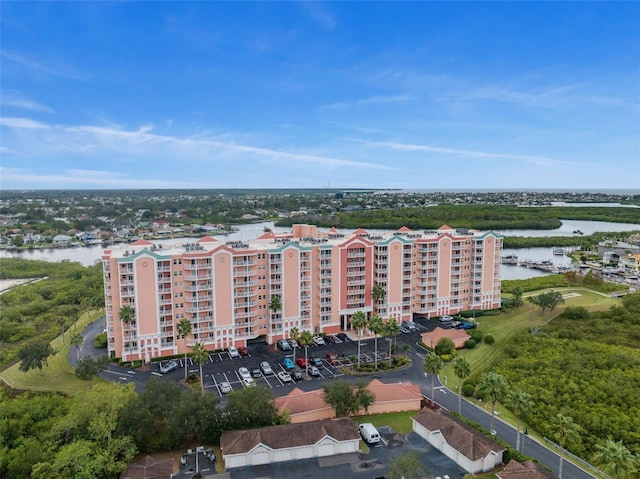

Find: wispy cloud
[0,167,196,189]
[1,118,396,171]
[319,93,414,111]
[0,117,51,129]
[300,1,336,30]
[0,94,54,113]
[1,51,86,80]
[357,139,557,166]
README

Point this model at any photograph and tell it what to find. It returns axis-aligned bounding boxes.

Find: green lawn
[353,410,416,434]
[0,309,106,395]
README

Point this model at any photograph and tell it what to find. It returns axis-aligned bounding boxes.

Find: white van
[359,423,381,444]
[439,315,454,325]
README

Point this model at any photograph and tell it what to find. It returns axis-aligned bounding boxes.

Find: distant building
[421,327,470,349]
[53,234,72,245]
[102,224,502,363]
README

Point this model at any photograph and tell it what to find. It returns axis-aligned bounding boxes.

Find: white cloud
[319,93,414,111]
[0,117,51,129]
[1,51,86,80]
[0,95,54,113]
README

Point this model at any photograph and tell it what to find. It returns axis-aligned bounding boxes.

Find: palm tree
[386,318,400,364]
[351,311,367,367]
[70,332,84,362]
[369,315,383,369]
[550,413,581,479]
[402,343,410,357]
[593,439,639,479]
[477,371,508,433]
[119,305,135,366]
[372,283,385,314]
[299,330,314,376]
[56,317,66,344]
[269,295,282,318]
[190,342,208,392]
[423,353,444,406]
[176,318,193,380]
[505,389,534,453]
[289,326,300,362]
[452,356,471,414]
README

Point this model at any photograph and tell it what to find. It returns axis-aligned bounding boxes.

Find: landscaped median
[0,309,104,395]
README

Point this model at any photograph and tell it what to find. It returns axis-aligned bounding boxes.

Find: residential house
[412,407,505,474]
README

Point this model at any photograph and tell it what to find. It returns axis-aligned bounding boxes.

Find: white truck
[359,423,381,444]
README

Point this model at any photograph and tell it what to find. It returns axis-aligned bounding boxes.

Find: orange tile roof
[130,238,154,246]
[196,236,217,243]
[497,460,557,479]
[421,327,469,344]
[397,226,412,232]
[368,379,422,403]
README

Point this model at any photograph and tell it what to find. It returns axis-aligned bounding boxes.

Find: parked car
[402,321,418,331]
[242,377,255,387]
[331,335,342,343]
[251,368,262,378]
[219,381,232,394]
[288,339,299,349]
[336,333,351,342]
[326,352,339,366]
[313,336,326,346]
[283,357,295,370]
[310,357,323,367]
[308,366,320,376]
[228,346,240,358]
[455,321,476,330]
[324,335,336,344]
[160,360,179,374]
[292,370,303,381]
[278,339,292,351]
[277,371,292,383]
[238,346,250,356]
[296,357,307,368]
[238,367,251,380]
[260,361,273,375]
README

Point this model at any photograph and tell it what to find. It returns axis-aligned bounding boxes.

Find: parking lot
[151,318,436,399]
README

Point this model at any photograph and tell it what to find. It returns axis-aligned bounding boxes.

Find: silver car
[260,361,273,375]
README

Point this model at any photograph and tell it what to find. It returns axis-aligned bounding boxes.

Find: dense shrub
[462,384,476,397]
[465,339,476,349]
[463,378,477,388]
[561,306,590,320]
[440,354,453,362]
[435,337,455,356]
[484,334,495,345]
[93,332,107,348]
[469,329,483,342]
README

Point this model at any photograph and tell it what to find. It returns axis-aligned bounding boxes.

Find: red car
[296,357,307,368]
[326,352,338,366]
[238,346,249,356]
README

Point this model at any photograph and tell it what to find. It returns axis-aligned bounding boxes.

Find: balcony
[234,280,257,287]
[185,284,211,292]
[233,260,256,266]
[185,273,212,281]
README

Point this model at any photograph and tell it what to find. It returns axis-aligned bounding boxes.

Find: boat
[553,247,565,255]
[501,254,518,265]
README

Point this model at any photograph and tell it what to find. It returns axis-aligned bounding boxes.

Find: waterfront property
[102,224,502,363]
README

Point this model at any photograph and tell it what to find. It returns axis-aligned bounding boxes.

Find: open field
[0,309,104,395]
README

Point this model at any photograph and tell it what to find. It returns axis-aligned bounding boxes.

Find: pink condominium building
[102,224,502,362]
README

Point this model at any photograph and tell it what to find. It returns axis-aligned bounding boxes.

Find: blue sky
[1,2,639,190]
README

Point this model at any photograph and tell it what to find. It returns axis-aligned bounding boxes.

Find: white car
[228,346,240,358]
[219,381,232,394]
[313,336,325,346]
[242,377,255,387]
[260,361,273,375]
[238,367,251,380]
[277,371,293,383]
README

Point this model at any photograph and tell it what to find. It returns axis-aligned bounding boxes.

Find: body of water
[2,220,639,281]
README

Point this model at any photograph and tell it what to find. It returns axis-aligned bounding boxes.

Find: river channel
[1,220,639,281]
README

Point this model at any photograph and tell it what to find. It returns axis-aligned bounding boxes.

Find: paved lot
[193,429,465,479]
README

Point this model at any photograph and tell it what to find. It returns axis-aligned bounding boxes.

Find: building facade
[102,224,502,362]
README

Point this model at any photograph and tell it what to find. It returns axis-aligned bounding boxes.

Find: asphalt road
[75,316,598,479]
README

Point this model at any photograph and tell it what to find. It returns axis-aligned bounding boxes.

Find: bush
[475,388,486,400]
[469,329,483,342]
[463,378,477,388]
[440,354,453,362]
[465,339,476,349]
[462,383,476,397]
[484,334,495,345]
[435,337,455,356]
[93,332,107,348]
